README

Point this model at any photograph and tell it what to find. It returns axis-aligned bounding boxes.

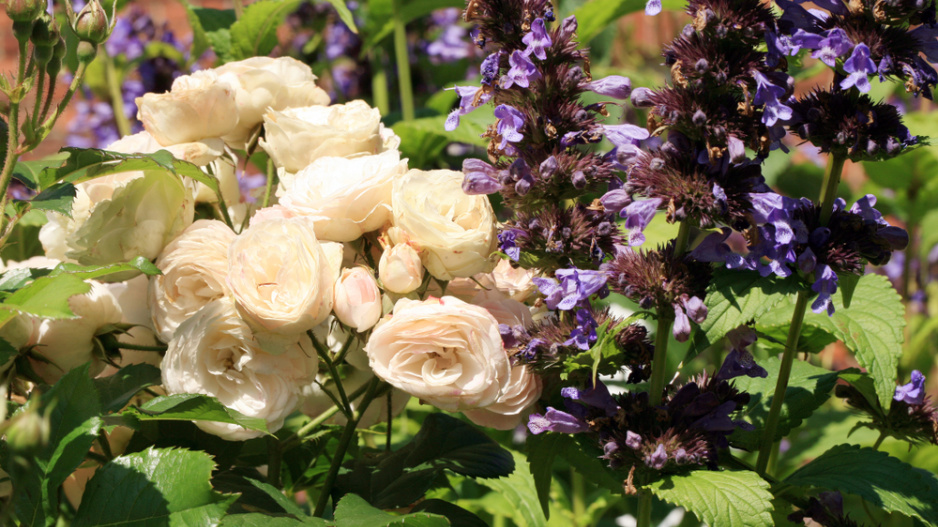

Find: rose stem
[755,152,846,475]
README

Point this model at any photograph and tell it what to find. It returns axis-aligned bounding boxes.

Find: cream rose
[390,169,497,280]
[277,149,406,242]
[365,296,511,411]
[227,217,341,340]
[136,70,240,146]
[259,100,400,173]
[378,242,424,294]
[149,220,235,342]
[161,298,318,440]
[106,130,225,167]
[333,267,382,332]
[215,57,331,147]
[463,364,543,430]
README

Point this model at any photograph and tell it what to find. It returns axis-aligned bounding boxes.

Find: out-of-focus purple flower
[494,104,525,149]
[895,370,926,406]
[427,22,471,63]
[645,443,668,468]
[645,0,662,16]
[528,408,589,434]
[841,44,876,92]
[625,431,642,449]
[603,123,651,149]
[462,159,502,195]
[522,18,552,60]
[501,50,541,89]
[583,75,632,99]
[621,198,662,246]
[811,264,838,316]
[445,85,493,131]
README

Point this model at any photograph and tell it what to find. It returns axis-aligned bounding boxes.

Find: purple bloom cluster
[838,370,938,445]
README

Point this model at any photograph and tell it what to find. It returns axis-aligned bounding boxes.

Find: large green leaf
[74,447,237,526]
[692,269,802,355]
[0,274,91,325]
[478,452,547,527]
[94,363,163,414]
[29,183,76,216]
[572,0,685,43]
[728,357,839,450]
[47,257,162,281]
[228,0,304,60]
[647,469,775,527]
[784,444,938,525]
[122,394,270,434]
[403,413,514,478]
[332,493,449,527]
[761,274,905,411]
[221,514,327,526]
[526,433,564,519]
[181,1,237,63]
[324,0,358,34]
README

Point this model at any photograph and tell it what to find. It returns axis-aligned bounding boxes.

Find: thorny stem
[756,153,847,475]
[0,37,32,246]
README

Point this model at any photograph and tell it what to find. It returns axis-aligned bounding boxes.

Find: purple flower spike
[603,123,651,148]
[841,44,876,92]
[494,104,525,149]
[522,18,552,60]
[502,50,541,89]
[810,264,838,316]
[480,51,502,85]
[583,75,632,99]
[527,407,589,434]
[645,0,662,16]
[462,159,502,195]
[622,198,662,246]
[895,370,926,406]
[813,28,853,67]
[645,443,668,469]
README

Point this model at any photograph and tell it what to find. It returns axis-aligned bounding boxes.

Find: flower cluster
[838,370,938,445]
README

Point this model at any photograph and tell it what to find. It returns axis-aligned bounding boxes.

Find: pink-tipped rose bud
[333,267,382,332]
[74,0,110,44]
[378,243,424,294]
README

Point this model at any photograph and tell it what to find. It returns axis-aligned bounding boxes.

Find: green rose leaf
[647,469,775,527]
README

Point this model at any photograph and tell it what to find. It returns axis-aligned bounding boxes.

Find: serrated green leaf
[837,369,881,411]
[836,272,860,309]
[647,469,774,527]
[0,268,34,292]
[756,324,837,354]
[12,153,71,190]
[693,269,802,356]
[478,452,547,527]
[29,182,76,216]
[784,444,938,525]
[240,478,309,519]
[728,357,839,450]
[526,433,564,519]
[122,393,270,434]
[324,0,358,33]
[74,446,237,526]
[94,363,163,414]
[221,514,327,526]
[763,274,904,411]
[228,0,304,60]
[47,257,162,281]
[181,2,237,63]
[333,493,449,526]
[0,274,90,323]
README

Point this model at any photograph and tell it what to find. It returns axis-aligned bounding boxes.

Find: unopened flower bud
[5,0,44,22]
[76,40,97,63]
[7,409,50,455]
[74,0,110,45]
[46,39,66,78]
[379,243,424,294]
[333,267,382,332]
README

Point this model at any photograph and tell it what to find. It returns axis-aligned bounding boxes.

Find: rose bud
[333,267,382,332]
[378,243,424,294]
[74,0,110,45]
[5,0,44,23]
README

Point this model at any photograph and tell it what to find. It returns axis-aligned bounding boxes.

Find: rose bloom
[365,296,511,411]
[448,259,539,302]
[215,56,331,147]
[259,100,400,174]
[464,364,543,430]
[106,130,224,167]
[136,70,240,146]
[333,267,382,332]
[149,220,235,342]
[277,149,407,242]
[378,242,424,294]
[390,169,497,281]
[227,217,341,342]
[161,298,318,440]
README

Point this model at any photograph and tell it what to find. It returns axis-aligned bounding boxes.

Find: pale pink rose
[365,296,511,411]
[378,243,424,294]
[464,364,543,430]
[136,70,240,146]
[333,267,382,332]
[470,289,534,328]
[249,205,295,226]
[448,259,539,302]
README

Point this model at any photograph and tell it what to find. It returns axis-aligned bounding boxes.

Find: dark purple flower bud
[630,87,654,108]
[601,189,631,215]
[810,264,838,316]
[462,159,502,195]
[727,136,746,163]
[849,194,886,225]
[603,123,650,148]
[809,226,831,247]
[540,156,559,178]
[562,381,618,414]
[516,177,533,195]
[558,15,577,41]
[691,229,733,263]
[622,198,661,246]
[583,75,632,99]
[716,349,769,380]
[502,50,541,89]
[813,28,853,68]
[480,51,502,85]
[528,408,590,434]
[645,0,662,16]
[692,109,708,126]
[494,104,525,149]
[797,246,817,273]
[645,443,668,468]
[878,226,909,251]
[841,44,876,92]
[522,18,552,61]
[673,303,692,342]
[603,441,619,457]
[683,296,707,324]
[625,431,642,449]
[572,170,587,189]
[895,370,926,405]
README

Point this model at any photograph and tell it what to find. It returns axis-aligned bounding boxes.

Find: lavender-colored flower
[841,44,876,92]
[600,188,631,215]
[462,159,502,195]
[813,28,853,67]
[645,0,662,16]
[501,50,541,89]
[480,51,502,85]
[522,18,552,60]
[445,85,492,131]
[645,443,668,469]
[811,264,838,316]
[534,268,608,311]
[494,104,525,149]
[895,370,926,406]
[528,408,589,434]
[583,75,632,99]
[752,70,793,127]
[603,123,651,149]
[498,228,525,261]
[625,431,642,449]
[621,198,662,246]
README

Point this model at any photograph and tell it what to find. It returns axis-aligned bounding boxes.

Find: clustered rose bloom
[23,55,542,442]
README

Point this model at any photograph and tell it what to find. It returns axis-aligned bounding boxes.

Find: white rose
[106,130,224,167]
[333,267,382,332]
[32,281,122,383]
[470,289,534,328]
[390,169,497,280]
[106,275,161,368]
[451,259,538,302]
[365,296,510,411]
[278,149,406,242]
[39,170,195,269]
[378,242,424,294]
[259,100,399,173]
[136,70,240,146]
[161,298,318,440]
[463,364,543,430]
[227,217,340,341]
[149,220,235,342]
[215,57,331,147]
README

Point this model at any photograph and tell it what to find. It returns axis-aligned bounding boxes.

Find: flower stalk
[391,0,414,122]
